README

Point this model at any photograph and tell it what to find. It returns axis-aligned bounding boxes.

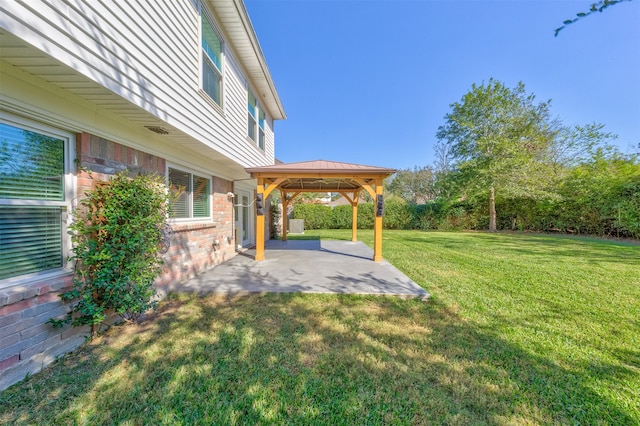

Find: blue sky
[244,0,640,170]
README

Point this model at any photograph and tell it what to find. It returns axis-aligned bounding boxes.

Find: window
[258,109,266,150]
[0,119,72,281]
[201,11,223,105]
[248,91,266,150]
[247,92,257,141]
[168,167,211,219]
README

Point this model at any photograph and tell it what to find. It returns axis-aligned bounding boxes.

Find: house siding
[0,0,275,168]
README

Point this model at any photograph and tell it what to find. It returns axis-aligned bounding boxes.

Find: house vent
[144,126,169,135]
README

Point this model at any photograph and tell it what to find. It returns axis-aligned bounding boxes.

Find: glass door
[234,190,253,249]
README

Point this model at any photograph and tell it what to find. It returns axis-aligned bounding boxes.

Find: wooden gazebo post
[338,190,360,243]
[255,177,266,261]
[351,191,359,243]
[373,178,384,262]
[280,189,288,242]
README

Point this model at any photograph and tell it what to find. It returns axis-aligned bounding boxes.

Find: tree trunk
[489,186,497,232]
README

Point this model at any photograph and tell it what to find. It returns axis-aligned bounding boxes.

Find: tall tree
[436,79,554,231]
[388,166,437,203]
[546,123,617,170]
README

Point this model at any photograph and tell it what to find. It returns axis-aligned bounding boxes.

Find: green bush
[292,200,454,231]
[357,203,374,229]
[293,203,332,229]
[331,205,353,229]
[270,202,281,239]
[50,173,171,335]
[383,200,412,229]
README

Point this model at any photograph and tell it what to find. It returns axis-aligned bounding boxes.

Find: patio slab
[166,240,430,300]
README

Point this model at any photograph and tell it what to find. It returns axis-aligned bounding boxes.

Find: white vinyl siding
[0,0,275,168]
[0,117,73,282]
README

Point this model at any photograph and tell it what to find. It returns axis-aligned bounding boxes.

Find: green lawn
[1,231,638,425]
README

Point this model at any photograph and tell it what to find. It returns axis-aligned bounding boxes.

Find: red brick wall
[0,275,84,390]
[76,132,166,196]
[74,132,237,289]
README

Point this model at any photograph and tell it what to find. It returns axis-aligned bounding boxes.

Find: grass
[1,230,639,425]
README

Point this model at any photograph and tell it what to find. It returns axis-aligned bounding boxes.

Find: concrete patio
[166,239,430,300]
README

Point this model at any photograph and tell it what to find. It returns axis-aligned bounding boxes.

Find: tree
[436,79,554,231]
[387,166,437,203]
[554,0,634,36]
[559,149,640,237]
[546,122,617,170]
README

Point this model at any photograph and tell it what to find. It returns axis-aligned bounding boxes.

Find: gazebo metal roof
[245,160,396,192]
[246,159,396,173]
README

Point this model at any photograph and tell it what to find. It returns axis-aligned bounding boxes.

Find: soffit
[207,0,286,120]
[0,31,251,180]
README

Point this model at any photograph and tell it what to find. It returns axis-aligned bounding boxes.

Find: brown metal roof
[245,160,396,193]
[245,160,396,175]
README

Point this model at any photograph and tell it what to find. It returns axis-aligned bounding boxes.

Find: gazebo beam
[264,177,286,198]
[351,177,376,200]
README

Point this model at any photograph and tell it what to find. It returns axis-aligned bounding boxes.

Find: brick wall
[0,275,83,389]
[75,132,237,290]
[0,132,237,391]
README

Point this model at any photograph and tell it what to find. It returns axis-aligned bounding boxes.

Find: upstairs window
[0,119,72,282]
[248,91,266,151]
[168,167,211,220]
[258,109,266,150]
[248,92,257,141]
[201,12,223,105]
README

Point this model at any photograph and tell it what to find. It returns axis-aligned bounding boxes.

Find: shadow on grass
[1,293,635,424]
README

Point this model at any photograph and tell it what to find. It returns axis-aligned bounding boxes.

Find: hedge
[292,200,443,230]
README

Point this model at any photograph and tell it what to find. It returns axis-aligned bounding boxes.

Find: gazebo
[245,160,396,262]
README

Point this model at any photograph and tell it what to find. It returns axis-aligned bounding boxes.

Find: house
[328,193,368,208]
[0,0,285,390]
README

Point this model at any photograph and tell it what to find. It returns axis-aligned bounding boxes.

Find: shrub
[50,173,171,335]
[292,203,332,229]
[292,200,451,231]
[357,203,374,229]
[270,202,281,239]
[383,200,412,229]
[331,205,353,229]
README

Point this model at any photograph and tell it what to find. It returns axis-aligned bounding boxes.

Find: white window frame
[167,164,212,223]
[248,91,257,142]
[0,112,75,287]
[258,108,266,151]
[200,5,224,109]
[247,89,266,151]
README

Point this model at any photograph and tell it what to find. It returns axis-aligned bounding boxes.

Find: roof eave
[207,0,286,120]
